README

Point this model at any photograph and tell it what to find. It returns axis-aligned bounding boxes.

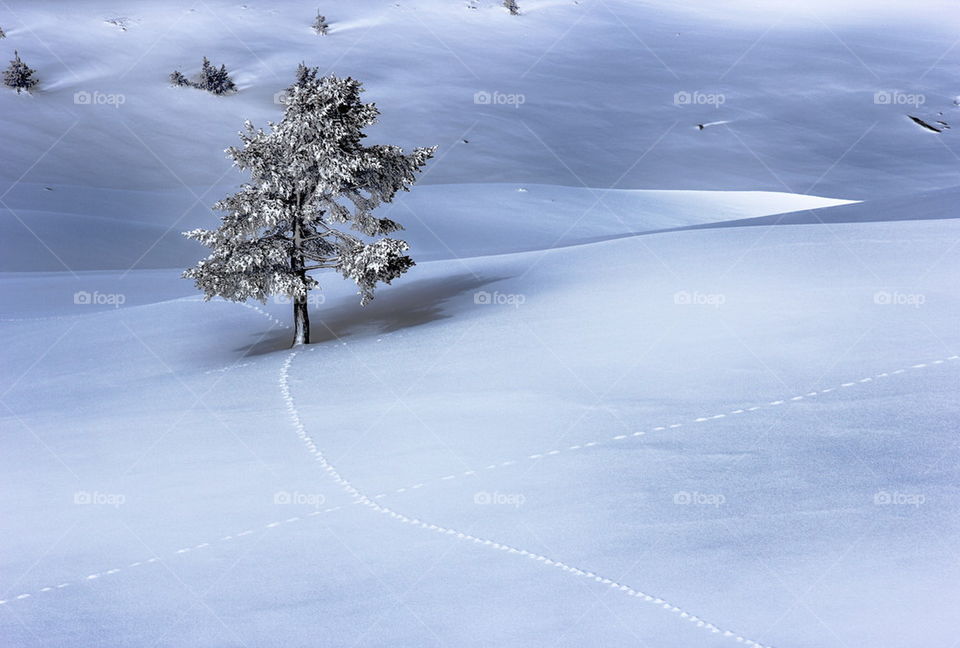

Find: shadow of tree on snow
[238,272,507,356]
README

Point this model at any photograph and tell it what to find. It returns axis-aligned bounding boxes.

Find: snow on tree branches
[0,26,6,39]
[183,66,435,346]
[197,57,236,94]
[504,0,520,15]
[312,11,329,35]
[282,62,316,99]
[169,57,236,95]
[4,51,38,94]
[169,70,190,87]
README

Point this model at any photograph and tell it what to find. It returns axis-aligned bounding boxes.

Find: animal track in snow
[279,350,782,648]
[4,297,954,648]
[363,355,959,500]
[4,350,955,628]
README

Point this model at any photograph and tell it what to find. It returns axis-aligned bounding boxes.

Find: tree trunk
[291,207,310,346]
[293,294,310,346]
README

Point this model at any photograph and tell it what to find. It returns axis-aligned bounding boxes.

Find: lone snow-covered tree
[183,66,434,346]
[504,0,520,15]
[312,11,329,35]
[4,51,38,94]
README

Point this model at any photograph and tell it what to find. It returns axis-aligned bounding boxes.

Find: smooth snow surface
[1,1,958,647]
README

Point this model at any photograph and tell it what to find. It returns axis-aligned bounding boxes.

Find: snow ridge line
[279,350,778,648]
[0,296,289,326]
[0,315,73,323]
[1,353,953,610]
[0,311,115,323]
[0,296,206,324]
[363,355,960,499]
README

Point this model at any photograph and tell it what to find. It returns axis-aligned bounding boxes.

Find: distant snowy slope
[392,184,855,261]
[4,0,956,273]
[0,182,854,270]
[0,0,958,204]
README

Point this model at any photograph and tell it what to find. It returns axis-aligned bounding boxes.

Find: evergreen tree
[170,58,236,95]
[196,57,236,95]
[275,63,316,105]
[504,0,520,15]
[4,51,38,94]
[169,70,190,87]
[0,26,6,39]
[213,63,236,94]
[184,67,434,346]
[289,63,316,93]
[312,11,329,35]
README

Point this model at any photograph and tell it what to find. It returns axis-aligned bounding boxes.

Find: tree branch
[302,250,337,263]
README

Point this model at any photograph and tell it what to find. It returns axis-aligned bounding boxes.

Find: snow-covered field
[1,1,958,646]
